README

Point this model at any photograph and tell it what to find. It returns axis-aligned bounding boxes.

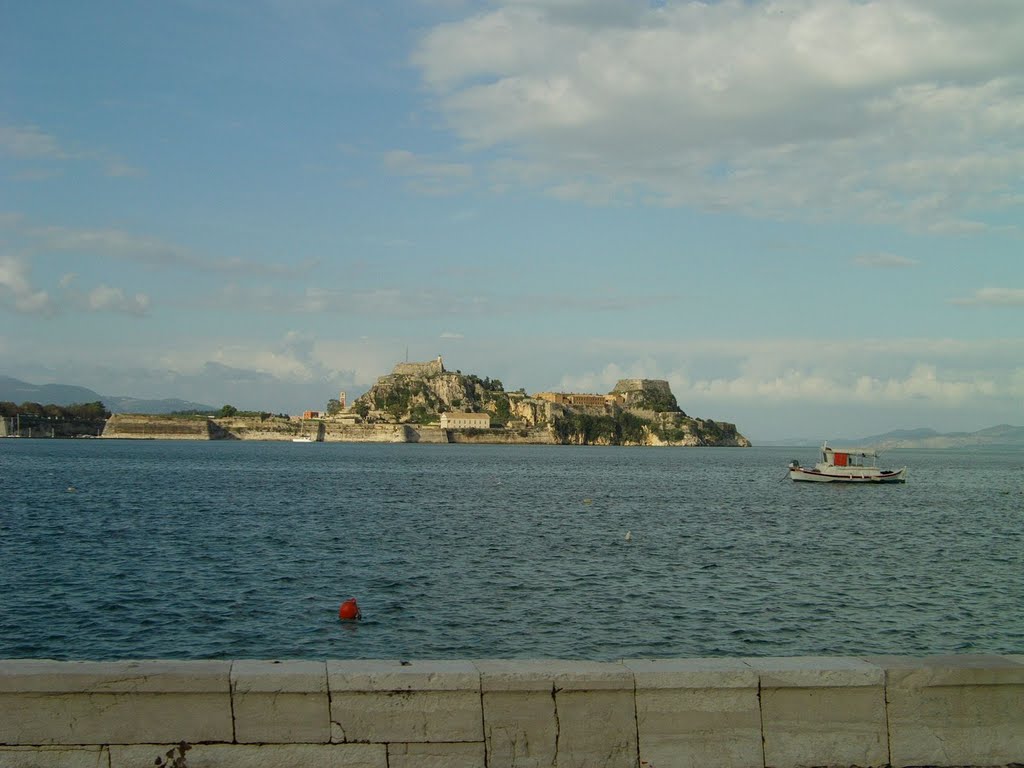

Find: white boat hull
[789,466,907,483]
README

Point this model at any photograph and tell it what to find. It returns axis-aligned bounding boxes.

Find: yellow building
[440,412,491,429]
[534,392,623,407]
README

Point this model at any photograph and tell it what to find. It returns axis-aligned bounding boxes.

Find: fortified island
[39,357,750,446]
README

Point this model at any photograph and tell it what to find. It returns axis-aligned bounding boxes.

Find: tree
[326,398,342,415]
[216,404,238,418]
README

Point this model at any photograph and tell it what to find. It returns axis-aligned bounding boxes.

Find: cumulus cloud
[853,252,920,268]
[0,255,52,313]
[1,123,143,178]
[555,336,1024,413]
[950,287,1024,306]
[412,0,1024,230]
[383,149,474,195]
[209,283,678,317]
[15,222,314,278]
[86,284,151,315]
[0,124,66,159]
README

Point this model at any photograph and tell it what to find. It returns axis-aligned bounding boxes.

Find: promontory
[100,356,751,446]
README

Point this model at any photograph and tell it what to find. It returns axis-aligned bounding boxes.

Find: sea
[1,439,1021,661]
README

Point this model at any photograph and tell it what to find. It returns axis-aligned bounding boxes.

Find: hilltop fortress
[102,356,750,446]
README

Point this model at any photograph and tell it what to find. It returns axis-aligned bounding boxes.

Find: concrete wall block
[0,693,233,745]
[0,746,107,768]
[0,659,231,694]
[231,660,330,744]
[749,657,888,768]
[327,660,480,692]
[109,743,387,768]
[328,660,482,744]
[626,659,760,768]
[871,654,1024,767]
[636,688,763,768]
[387,742,486,768]
[760,686,887,768]
[555,689,637,768]
[330,691,483,744]
[0,659,233,745]
[481,690,558,768]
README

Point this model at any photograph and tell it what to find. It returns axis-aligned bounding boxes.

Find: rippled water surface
[1,440,1021,660]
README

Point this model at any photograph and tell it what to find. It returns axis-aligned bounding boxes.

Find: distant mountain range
[767,424,1024,450]
[0,375,214,415]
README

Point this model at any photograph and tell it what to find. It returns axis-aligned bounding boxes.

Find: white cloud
[554,336,1024,412]
[951,287,1024,306]
[413,0,1024,230]
[0,124,66,159]
[1,123,144,179]
[383,149,474,195]
[14,221,313,278]
[0,255,52,313]
[86,285,151,315]
[853,252,920,268]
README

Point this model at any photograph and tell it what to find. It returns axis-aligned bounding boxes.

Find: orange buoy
[338,598,361,621]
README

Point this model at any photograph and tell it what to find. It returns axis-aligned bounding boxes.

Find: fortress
[391,356,445,378]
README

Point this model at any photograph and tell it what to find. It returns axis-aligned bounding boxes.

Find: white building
[440,412,491,429]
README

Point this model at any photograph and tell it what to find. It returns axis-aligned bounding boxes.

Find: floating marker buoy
[338,598,361,621]
[624,530,632,541]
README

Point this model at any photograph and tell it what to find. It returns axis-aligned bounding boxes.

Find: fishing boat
[788,442,907,483]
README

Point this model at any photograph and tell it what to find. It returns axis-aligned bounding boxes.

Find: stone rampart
[1,655,1021,767]
[101,414,214,440]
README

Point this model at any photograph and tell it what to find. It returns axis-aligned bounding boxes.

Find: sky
[2,0,1022,442]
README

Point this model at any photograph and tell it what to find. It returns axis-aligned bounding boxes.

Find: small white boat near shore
[789,442,907,483]
[291,436,314,443]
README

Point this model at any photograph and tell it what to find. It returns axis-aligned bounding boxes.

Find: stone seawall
[1,655,1021,767]
[448,427,557,444]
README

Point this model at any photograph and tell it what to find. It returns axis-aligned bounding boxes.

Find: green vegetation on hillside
[0,400,110,420]
[553,410,650,445]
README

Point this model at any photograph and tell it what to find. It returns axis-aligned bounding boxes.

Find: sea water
[1,440,1021,660]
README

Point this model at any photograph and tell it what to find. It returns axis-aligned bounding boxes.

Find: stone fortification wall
[101,414,214,440]
[1,655,1021,767]
[447,427,557,444]
[319,423,449,443]
[391,356,444,377]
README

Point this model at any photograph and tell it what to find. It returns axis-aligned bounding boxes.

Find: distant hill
[771,425,1024,449]
[0,375,214,415]
[0,376,103,407]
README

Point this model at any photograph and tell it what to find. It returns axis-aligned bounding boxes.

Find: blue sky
[2,0,1022,441]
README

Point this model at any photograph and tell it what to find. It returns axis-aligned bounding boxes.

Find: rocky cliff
[351,360,749,447]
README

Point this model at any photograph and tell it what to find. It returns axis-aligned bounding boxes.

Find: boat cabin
[822,443,878,468]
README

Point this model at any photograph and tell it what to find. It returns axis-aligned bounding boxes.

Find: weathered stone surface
[749,656,888,768]
[109,743,386,768]
[480,690,557,768]
[231,660,330,744]
[327,659,479,692]
[0,746,107,768]
[556,689,637,768]
[626,658,761,768]
[0,659,230,693]
[328,660,482,744]
[476,660,560,768]
[868,654,1024,767]
[387,742,486,768]
[0,660,232,745]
